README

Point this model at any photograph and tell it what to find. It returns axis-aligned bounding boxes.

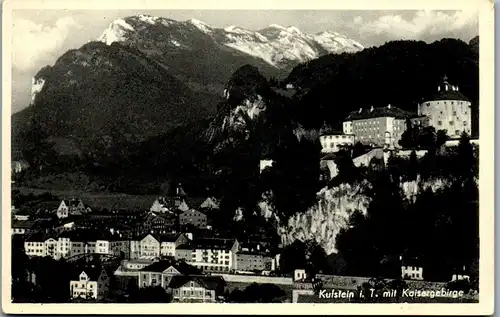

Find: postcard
[2,0,494,314]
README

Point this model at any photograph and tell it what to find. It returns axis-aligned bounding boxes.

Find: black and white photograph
[2,0,494,314]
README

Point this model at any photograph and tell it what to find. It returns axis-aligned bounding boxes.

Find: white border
[2,0,494,314]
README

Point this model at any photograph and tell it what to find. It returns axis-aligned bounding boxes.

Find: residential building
[139,233,160,258]
[235,252,273,272]
[418,75,472,138]
[14,214,29,221]
[150,198,169,213]
[160,233,189,257]
[169,275,226,303]
[182,238,239,273]
[259,159,274,173]
[12,220,36,235]
[401,256,424,280]
[69,267,110,300]
[175,244,192,262]
[319,133,355,153]
[12,160,29,174]
[343,105,414,148]
[138,259,202,289]
[141,212,176,235]
[179,209,207,229]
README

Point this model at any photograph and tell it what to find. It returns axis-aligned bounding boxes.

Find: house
[57,199,89,218]
[12,220,37,235]
[12,160,29,174]
[181,238,239,273]
[141,212,176,235]
[150,198,169,213]
[138,259,202,289]
[401,257,424,280]
[294,269,308,282]
[169,275,226,303]
[259,159,274,174]
[24,233,48,257]
[69,267,110,300]
[14,214,29,221]
[160,233,189,257]
[139,233,160,258]
[179,209,207,229]
[235,252,273,272]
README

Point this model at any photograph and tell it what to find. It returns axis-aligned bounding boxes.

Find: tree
[407,150,419,181]
[399,118,417,148]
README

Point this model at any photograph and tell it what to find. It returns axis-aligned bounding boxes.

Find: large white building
[175,238,239,273]
[343,105,416,148]
[418,75,472,138]
[319,132,355,153]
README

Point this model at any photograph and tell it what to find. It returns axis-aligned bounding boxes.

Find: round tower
[418,75,472,138]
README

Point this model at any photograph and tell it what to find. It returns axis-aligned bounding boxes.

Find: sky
[11,10,478,113]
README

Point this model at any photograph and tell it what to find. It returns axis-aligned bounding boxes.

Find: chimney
[445,85,448,91]
[387,104,391,109]
[438,86,441,92]
[358,108,362,113]
[370,106,374,112]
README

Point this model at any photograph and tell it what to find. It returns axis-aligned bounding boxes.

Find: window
[453,111,457,116]
[464,121,467,126]
[449,121,454,126]
[438,121,442,126]
[455,130,461,135]
[190,282,194,287]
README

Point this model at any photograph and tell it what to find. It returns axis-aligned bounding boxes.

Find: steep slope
[285,38,479,133]
[12,41,219,159]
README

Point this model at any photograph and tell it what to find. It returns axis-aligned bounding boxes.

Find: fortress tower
[418,75,472,138]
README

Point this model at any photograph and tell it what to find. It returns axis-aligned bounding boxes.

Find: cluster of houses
[15,191,282,302]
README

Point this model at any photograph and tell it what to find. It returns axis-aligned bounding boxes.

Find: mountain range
[12,14,364,160]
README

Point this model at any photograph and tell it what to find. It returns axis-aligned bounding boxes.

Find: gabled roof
[180,209,206,217]
[140,259,202,275]
[199,197,219,210]
[168,275,226,290]
[193,238,236,251]
[74,266,104,281]
[12,220,37,229]
[345,105,415,121]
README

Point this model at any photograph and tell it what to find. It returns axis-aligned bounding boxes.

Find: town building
[69,267,110,300]
[160,233,189,257]
[319,133,355,153]
[150,198,169,213]
[141,212,176,235]
[178,238,239,273]
[199,197,219,210]
[235,252,274,272]
[179,209,208,229]
[259,159,274,173]
[137,259,202,289]
[401,256,424,280]
[169,275,226,303]
[12,220,37,235]
[343,105,414,148]
[11,160,29,174]
[57,199,90,218]
[418,75,472,138]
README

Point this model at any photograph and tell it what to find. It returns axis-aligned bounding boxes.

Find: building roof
[12,220,37,229]
[168,275,226,290]
[180,209,206,217]
[192,238,236,251]
[423,75,470,102]
[140,259,202,275]
[199,197,220,210]
[345,105,415,121]
[74,266,104,281]
[58,229,123,242]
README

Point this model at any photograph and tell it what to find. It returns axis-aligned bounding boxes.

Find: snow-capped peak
[137,14,159,24]
[96,15,364,68]
[187,18,212,33]
[97,18,135,45]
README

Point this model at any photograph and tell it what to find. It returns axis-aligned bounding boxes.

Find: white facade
[57,201,69,219]
[401,265,424,280]
[259,159,274,173]
[160,241,176,257]
[140,234,160,257]
[186,240,239,272]
[69,270,109,300]
[294,269,307,282]
[342,121,353,135]
[319,134,355,153]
